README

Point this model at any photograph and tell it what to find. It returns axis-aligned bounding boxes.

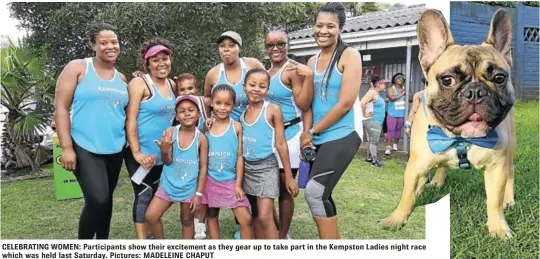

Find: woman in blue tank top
[54,23,128,239]
[202,31,265,239]
[264,28,315,239]
[203,31,265,122]
[124,38,177,239]
[299,3,363,239]
[240,68,299,239]
[146,95,209,239]
[360,75,388,168]
[385,73,412,155]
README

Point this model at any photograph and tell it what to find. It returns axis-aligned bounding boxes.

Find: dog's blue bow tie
[427,125,499,154]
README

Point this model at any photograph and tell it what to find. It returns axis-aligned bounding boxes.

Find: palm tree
[1,39,56,174]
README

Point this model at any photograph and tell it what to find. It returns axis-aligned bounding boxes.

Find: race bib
[395,100,406,110]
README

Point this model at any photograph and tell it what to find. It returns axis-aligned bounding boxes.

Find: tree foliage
[8,2,322,86]
[479,1,540,8]
[343,2,384,17]
[1,39,56,172]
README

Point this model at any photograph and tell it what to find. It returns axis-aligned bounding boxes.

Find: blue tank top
[207,118,238,182]
[387,86,406,118]
[160,126,200,201]
[266,60,302,141]
[380,90,389,112]
[71,58,129,154]
[194,96,207,132]
[241,101,275,162]
[372,91,386,125]
[214,58,248,121]
[136,75,176,165]
[311,54,361,145]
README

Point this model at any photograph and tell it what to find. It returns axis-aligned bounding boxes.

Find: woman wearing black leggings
[300,3,363,239]
[55,23,128,239]
[124,38,177,239]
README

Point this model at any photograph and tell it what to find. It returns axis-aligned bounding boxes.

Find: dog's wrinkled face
[418,9,514,137]
[428,45,514,137]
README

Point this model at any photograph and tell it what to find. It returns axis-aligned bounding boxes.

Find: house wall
[450,1,539,99]
[358,47,424,99]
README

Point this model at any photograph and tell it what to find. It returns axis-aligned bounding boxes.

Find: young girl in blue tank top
[146,95,209,240]
[197,84,253,239]
[240,68,299,239]
[174,73,212,239]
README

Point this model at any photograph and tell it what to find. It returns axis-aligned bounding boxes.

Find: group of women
[54,2,363,240]
[360,72,413,167]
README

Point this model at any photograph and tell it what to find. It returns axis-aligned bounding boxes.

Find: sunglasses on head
[265,42,287,50]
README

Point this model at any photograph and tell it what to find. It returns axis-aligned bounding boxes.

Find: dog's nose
[465,84,490,103]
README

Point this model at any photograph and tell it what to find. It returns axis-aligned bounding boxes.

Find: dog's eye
[494,74,506,84]
[441,76,455,87]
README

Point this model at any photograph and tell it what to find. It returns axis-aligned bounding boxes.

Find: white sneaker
[385,146,392,155]
[194,222,206,240]
[392,143,398,151]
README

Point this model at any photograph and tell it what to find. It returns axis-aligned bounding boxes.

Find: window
[524,27,539,43]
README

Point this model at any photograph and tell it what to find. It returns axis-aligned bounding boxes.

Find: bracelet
[195,192,203,197]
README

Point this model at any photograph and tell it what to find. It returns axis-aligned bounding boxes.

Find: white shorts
[274,125,302,170]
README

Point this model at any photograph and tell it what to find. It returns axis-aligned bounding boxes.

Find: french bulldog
[378,8,516,239]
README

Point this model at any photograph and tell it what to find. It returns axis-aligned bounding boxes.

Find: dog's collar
[426,125,499,169]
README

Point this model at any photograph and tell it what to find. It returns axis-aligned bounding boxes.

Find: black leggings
[382,111,388,134]
[304,132,361,218]
[73,141,123,239]
[123,146,163,224]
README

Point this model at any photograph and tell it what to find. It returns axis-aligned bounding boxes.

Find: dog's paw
[503,199,515,210]
[378,215,407,230]
[487,220,514,240]
[425,181,444,188]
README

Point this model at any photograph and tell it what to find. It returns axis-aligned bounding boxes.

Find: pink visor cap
[175,95,200,109]
[144,45,173,59]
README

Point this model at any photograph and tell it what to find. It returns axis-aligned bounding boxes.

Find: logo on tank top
[173,158,197,181]
[236,93,248,111]
[158,105,175,120]
[242,136,257,158]
[313,78,339,102]
[97,86,127,107]
[267,90,275,98]
[209,152,233,174]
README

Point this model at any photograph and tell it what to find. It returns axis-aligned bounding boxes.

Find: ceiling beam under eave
[288,24,419,57]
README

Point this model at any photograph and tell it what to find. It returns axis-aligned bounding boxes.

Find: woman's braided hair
[316,2,349,98]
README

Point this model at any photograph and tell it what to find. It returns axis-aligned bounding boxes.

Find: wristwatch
[195,192,203,197]
[309,128,318,136]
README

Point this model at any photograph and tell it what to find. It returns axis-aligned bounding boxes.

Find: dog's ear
[483,9,512,66]
[417,9,455,74]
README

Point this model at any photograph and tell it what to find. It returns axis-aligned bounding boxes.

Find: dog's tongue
[468,113,482,122]
[456,120,489,138]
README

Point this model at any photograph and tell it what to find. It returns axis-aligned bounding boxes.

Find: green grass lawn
[1,101,537,259]
[415,101,539,259]
[0,148,425,240]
